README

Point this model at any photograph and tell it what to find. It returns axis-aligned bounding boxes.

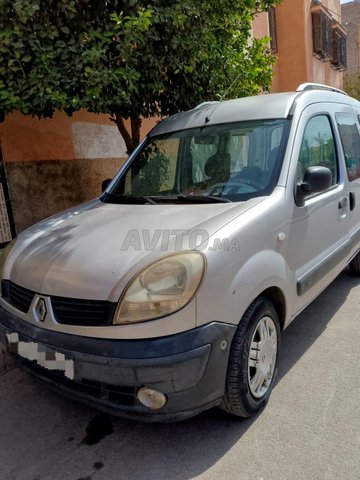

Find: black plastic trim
[0,307,235,359]
[297,238,352,295]
[1,281,116,326]
[0,309,237,422]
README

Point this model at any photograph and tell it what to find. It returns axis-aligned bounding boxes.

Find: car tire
[349,252,360,275]
[221,296,281,418]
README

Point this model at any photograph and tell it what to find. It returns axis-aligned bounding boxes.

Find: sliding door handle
[350,192,356,211]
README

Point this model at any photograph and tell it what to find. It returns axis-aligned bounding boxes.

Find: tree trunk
[131,116,142,149]
[110,114,142,155]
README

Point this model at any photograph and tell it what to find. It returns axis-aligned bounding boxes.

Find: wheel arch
[255,286,287,331]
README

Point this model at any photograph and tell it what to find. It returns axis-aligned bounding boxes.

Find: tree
[0,0,280,154]
[344,75,360,101]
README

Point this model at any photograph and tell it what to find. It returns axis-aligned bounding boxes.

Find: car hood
[6,198,263,301]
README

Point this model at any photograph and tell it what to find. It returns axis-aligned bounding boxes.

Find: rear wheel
[221,297,280,417]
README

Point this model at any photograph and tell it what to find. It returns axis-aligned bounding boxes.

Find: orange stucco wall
[0,111,75,162]
[253,0,343,93]
[0,110,158,232]
[252,10,269,39]
[274,0,310,92]
[0,111,158,163]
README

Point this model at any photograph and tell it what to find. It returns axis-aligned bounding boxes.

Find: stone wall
[5,157,126,233]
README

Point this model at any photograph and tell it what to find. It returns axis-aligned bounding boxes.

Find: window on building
[336,113,360,181]
[331,24,347,71]
[311,4,333,60]
[268,7,278,54]
[298,115,338,190]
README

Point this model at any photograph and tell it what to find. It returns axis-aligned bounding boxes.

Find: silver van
[1,83,360,422]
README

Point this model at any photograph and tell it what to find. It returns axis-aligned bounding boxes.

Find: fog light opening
[137,387,167,410]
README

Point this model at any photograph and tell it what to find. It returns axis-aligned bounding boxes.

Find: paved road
[0,271,359,480]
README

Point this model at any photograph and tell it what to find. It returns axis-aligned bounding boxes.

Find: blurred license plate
[6,332,74,380]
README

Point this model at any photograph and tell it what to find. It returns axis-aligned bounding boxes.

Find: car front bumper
[0,307,236,422]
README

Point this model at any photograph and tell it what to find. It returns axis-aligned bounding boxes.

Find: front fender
[196,249,292,328]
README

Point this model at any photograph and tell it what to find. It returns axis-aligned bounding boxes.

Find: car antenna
[203,72,243,125]
[219,71,243,102]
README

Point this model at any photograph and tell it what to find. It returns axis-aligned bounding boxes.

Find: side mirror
[101,178,112,193]
[295,166,332,207]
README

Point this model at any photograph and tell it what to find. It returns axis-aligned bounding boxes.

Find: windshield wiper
[105,193,158,205]
[177,194,231,203]
[105,192,231,204]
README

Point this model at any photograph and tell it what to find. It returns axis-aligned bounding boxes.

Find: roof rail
[297,82,348,96]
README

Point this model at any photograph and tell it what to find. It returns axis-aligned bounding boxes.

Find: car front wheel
[221,297,281,417]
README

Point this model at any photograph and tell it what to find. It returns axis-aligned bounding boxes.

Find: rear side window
[336,113,360,181]
[298,115,338,186]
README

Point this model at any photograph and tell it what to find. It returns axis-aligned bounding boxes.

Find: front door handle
[350,192,356,211]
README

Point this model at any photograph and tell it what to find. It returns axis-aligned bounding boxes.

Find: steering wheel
[203,179,264,195]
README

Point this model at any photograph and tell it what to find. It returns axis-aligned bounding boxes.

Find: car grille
[1,280,34,313]
[1,280,116,326]
[51,296,116,326]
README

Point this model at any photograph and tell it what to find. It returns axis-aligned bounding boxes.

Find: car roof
[149,84,360,137]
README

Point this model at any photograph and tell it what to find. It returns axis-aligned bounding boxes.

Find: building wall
[0,111,157,232]
[342,1,360,80]
[254,0,344,92]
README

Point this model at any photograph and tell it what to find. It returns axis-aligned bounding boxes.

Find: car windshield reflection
[104,119,289,204]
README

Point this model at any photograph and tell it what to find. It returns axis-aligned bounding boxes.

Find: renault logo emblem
[35,298,47,322]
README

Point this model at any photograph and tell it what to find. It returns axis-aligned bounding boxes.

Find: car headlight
[113,251,205,325]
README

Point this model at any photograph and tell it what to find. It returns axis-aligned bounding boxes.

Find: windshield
[104,119,289,204]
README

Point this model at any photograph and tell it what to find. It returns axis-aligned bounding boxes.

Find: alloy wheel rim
[248,316,278,399]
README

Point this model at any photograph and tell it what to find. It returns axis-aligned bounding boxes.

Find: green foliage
[130,142,170,196]
[0,0,280,146]
[344,75,360,101]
